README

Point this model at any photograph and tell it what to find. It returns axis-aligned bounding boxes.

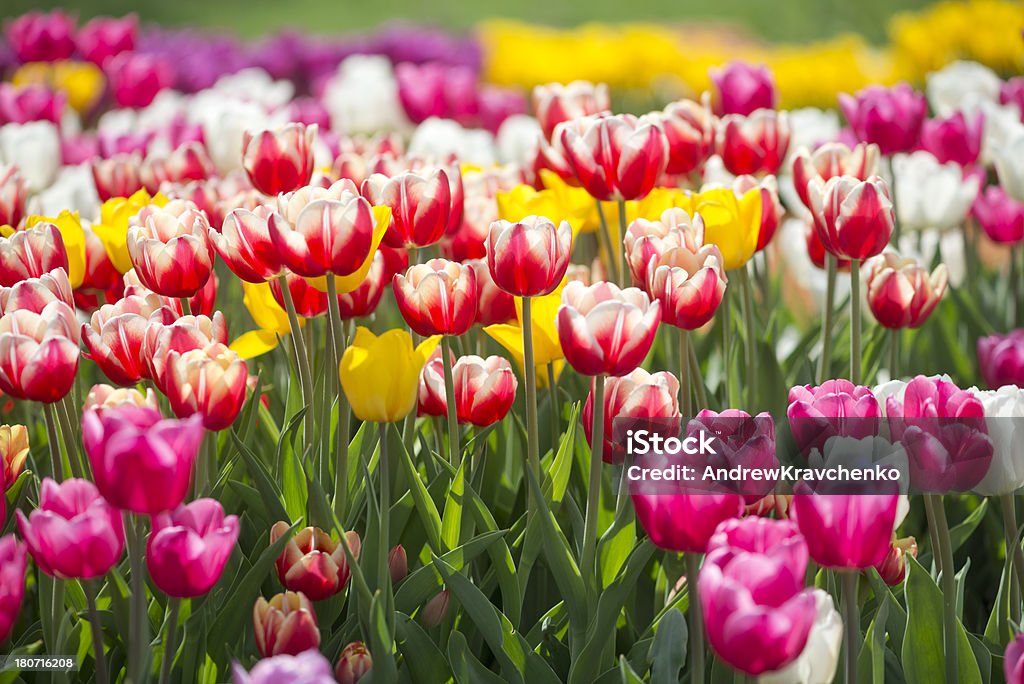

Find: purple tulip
[972,186,1024,245]
[146,499,239,598]
[699,517,817,675]
[919,111,984,167]
[16,478,125,580]
[711,61,777,117]
[232,650,336,684]
[0,534,27,642]
[979,330,1024,388]
[687,409,777,502]
[839,83,927,155]
[787,380,881,455]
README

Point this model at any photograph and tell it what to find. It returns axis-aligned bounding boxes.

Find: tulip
[979,330,1024,389]
[464,258,515,325]
[791,142,880,212]
[229,280,302,359]
[711,61,777,117]
[839,83,927,155]
[270,273,329,318]
[758,588,843,684]
[920,111,984,167]
[806,175,894,261]
[0,165,27,229]
[106,52,174,109]
[624,208,705,287]
[142,312,228,391]
[393,259,477,337]
[337,250,391,320]
[335,641,373,684]
[699,517,817,675]
[787,380,881,455]
[678,187,762,271]
[234,650,336,684]
[208,207,281,283]
[972,185,1024,244]
[0,83,64,125]
[23,211,86,289]
[83,384,160,413]
[82,292,177,385]
[388,545,408,584]
[82,404,204,514]
[0,425,28,491]
[91,153,144,202]
[0,121,60,192]
[792,491,898,569]
[419,354,518,427]
[5,11,76,63]
[926,60,1001,117]
[77,14,137,66]
[270,522,361,601]
[0,535,26,643]
[340,327,440,423]
[718,109,791,176]
[242,124,316,197]
[147,498,239,598]
[532,81,610,140]
[92,189,169,273]
[421,589,450,628]
[252,591,321,657]
[645,228,728,331]
[892,151,979,232]
[163,342,249,431]
[486,216,572,297]
[139,142,215,193]
[17,478,125,579]
[0,222,68,286]
[484,287,565,374]
[733,175,782,251]
[583,369,679,464]
[659,98,717,176]
[995,133,1024,205]
[126,199,215,298]
[0,302,79,403]
[560,113,667,201]
[885,375,993,492]
[361,168,452,249]
[1006,633,1024,684]
[0,267,74,315]
[687,410,778,502]
[971,387,1024,496]
[863,251,948,329]
[875,536,918,586]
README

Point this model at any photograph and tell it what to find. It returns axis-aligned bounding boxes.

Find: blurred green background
[2,0,934,44]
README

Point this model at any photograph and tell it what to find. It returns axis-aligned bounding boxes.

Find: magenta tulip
[792,491,899,569]
[147,498,240,598]
[839,83,927,155]
[685,409,777,502]
[919,111,984,168]
[1006,633,1024,684]
[787,380,881,455]
[978,330,1024,388]
[0,535,26,642]
[710,60,777,116]
[972,186,1024,245]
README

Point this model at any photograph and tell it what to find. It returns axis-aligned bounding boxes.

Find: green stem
[679,328,692,418]
[522,297,540,515]
[441,336,461,468]
[722,286,735,407]
[378,423,391,594]
[57,396,85,479]
[580,375,606,584]
[595,201,619,285]
[128,516,149,684]
[277,275,315,449]
[685,553,705,684]
[42,403,65,480]
[84,580,108,684]
[158,598,180,684]
[688,338,709,411]
[738,267,757,407]
[1013,244,1022,328]
[326,280,350,517]
[1000,494,1024,624]
[850,259,862,385]
[179,297,192,316]
[616,200,628,289]
[194,431,212,496]
[926,494,958,684]
[548,363,560,443]
[819,254,837,384]
[890,329,900,381]
[841,571,859,684]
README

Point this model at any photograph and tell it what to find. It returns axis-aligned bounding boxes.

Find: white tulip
[408,118,496,167]
[0,121,61,192]
[189,95,274,175]
[994,130,1024,204]
[892,151,979,232]
[760,589,842,684]
[787,107,841,159]
[925,60,1001,117]
[213,68,294,110]
[495,114,542,167]
[30,165,100,218]
[971,386,1024,497]
[323,55,411,137]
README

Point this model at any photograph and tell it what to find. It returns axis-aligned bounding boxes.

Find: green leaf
[618,656,645,684]
[546,402,578,504]
[447,631,506,684]
[230,433,289,524]
[441,460,466,551]
[948,499,988,554]
[367,591,398,684]
[394,530,507,615]
[649,607,686,684]
[397,432,444,553]
[858,590,890,684]
[395,612,453,684]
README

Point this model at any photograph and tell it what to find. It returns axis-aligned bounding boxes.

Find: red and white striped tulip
[465,258,516,326]
[791,142,880,211]
[486,216,572,297]
[0,302,79,403]
[624,208,706,287]
[419,353,518,426]
[532,80,610,140]
[126,199,215,298]
[83,292,177,386]
[646,240,728,331]
[718,109,791,176]
[807,175,894,261]
[0,223,68,286]
[242,123,316,196]
[864,250,948,329]
[659,98,717,176]
[362,168,452,248]
[0,268,73,314]
[560,113,668,201]
[163,341,249,431]
[0,165,27,229]
[209,206,282,283]
[142,312,228,391]
[583,368,680,464]
[91,153,143,201]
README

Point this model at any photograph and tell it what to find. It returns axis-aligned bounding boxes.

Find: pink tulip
[700,517,817,675]
[395,62,479,124]
[972,185,1024,244]
[0,535,26,643]
[147,498,240,598]
[83,292,177,386]
[0,223,68,286]
[127,199,215,298]
[393,259,477,337]
[1005,633,1024,684]
[787,380,881,455]
[839,83,926,155]
[139,142,215,194]
[978,330,1024,388]
[792,492,899,569]
[105,52,175,109]
[582,369,679,464]
[16,478,125,579]
[5,11,76,63]
[76,14,137,66]
[658,98,717,176]
[163,342,249,431]
[557,281,661,377]
[560,113,668,201]
[687,409,777,502]
[710,61,777,116]
[920,111,984,168]
[791,142,880,212]
[718,109,790,176]
[1002,78,1024,122]
[486,216,572,298]
[886,375,993,492]
[242,124,316,197]
[0,302,79,403]
[82,404,204,514]
[0,165,28,229]
[418,353,518,427]
[0,268,74,314]
[0,83,64,125]
[532,81,610,140]
[807,175,894,261]
[864,251,948,329]
[142,312,228,391]
[234,650,335,684]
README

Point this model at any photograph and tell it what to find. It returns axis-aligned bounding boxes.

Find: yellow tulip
[339,327,441,423]
[305,206,392,294]
[680,188,761,271]
[92,189,169,274]
[484,285,564,385]
[497,179,588,239]
[12,60,105,112]
[229,281,304,360]
[0,424,29,488]
[25,211,86,288]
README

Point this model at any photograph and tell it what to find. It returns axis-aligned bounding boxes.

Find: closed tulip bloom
[340,327,440,423]
[624,208,706,287]
[791,142,880,211]
[920,111,984,167]
[711,61,777,116]
[270,522,361,601]
[16,478,125,579]
[1006,633,1024,684]
[421,589,450,628]
[532,81,610,140]
[633,485,743,554]
[863,251,948,329]
[646,246,727,331]
[464,258,515,325]
[486,216,572,297]
[886,375,993,492]
[337,250,389,320]
[892,151,979,232]
[679,187,762,271]
[839,84,927,155]
[77,14,137,66]
[388,545,408,584]
[0,165,27,229]
[164,342,249,431]
[972,185,1024,244]
[5,11,76,62]
[242,124,316,196]
[557,280,661,377]
[758,588,843,684]
[875,536,918,586]
[978,330,1024,388]
[106,52,174,109]
[0,535,26,643]
[253,591,321,658]
[362,168,452,249]
[0,302,79,403]
[393,259,477,336]
[787,380,881,455]
[971,387,1024,496]
[0,425,28,491]
[91,153,144,202]
[718,109,791,176]
[127,199,215,298]
[807,175,893,261]
[147,498,239,598]
[208,207,282,283]
[583,369,679,464]
[82,292,177,386]
[688,410,777,502]
[82,404,204,514]
[335,641,373,684]
[700,517,817,675]
[792,491,898,569]
[419,354,518,426]
[659,98,717,176]
[560,113,667,201]
[0,223,68,286]
[142,312,228,390]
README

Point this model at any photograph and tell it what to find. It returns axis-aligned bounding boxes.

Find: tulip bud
[164,342,249,431]
[0,425,28,491]
[253,591,321,658]
[486,216,572,298]
[0,165,28,229]
[710,60,777,116]
[421,589,450,628]
[270,522,361,601]
[0,535,26,643]
[388,545,408,584]
[863,251,948,329]
[242,124,316,196]
[718,109,791,176]
[393,259,477,337]
[839,83,927,155]
[335,641,373,684]
[560,113,667,201]
[875,536,918,586]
